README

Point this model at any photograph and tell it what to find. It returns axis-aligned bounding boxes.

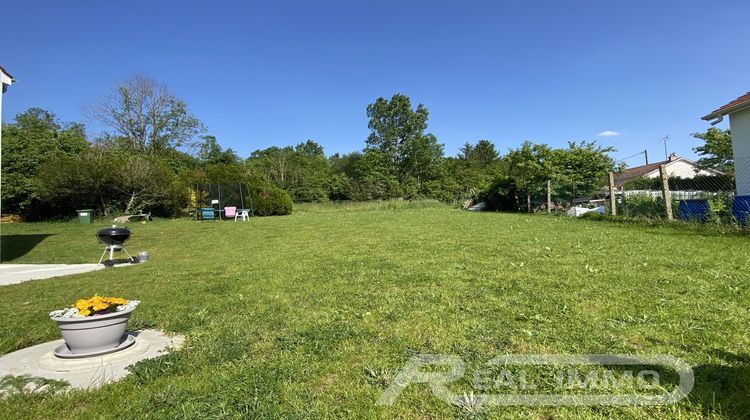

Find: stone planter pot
[50,306,135,355]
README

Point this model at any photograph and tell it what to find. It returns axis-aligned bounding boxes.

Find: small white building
[702,92,750,197]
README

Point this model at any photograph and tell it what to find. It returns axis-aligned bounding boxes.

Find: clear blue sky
[3,1,748,165]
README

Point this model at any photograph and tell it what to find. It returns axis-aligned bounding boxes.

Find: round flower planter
[50,306,136,355]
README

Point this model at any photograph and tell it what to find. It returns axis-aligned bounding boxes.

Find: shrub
[326,173,355,201]
[707,194,735,225]
[622,174,736,191]
[248,183,293,216]
[477,176,520,211]
[289,182,328,203]
[620,194,666,219]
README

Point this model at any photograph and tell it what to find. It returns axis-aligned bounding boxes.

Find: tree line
[1,74,732,220]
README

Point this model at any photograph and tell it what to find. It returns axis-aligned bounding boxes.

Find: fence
[194,183,255,214]
[533,163,746,225]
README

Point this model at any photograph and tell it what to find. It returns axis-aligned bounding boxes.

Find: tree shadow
[0,234,53,261]
[691,350,750,417]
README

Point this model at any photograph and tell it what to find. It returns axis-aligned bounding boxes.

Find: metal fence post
[659,165,673,220]
[608,172,617,216]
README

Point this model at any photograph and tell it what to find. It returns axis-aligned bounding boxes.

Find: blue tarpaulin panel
[733,196,750,226]
[678,199,710,223]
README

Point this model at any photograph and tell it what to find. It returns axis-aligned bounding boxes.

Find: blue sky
[3,1,748,165]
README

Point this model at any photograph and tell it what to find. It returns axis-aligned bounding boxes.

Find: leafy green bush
[477,176,520,211]
[707,194,735,225]
[622,174,735,191]
[620,194,666,219]
[37,151,189,219]
[248,183,293,216]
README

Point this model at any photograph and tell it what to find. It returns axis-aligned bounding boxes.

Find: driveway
[0,264,105,286]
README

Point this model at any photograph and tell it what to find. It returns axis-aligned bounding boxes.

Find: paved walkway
[0,264,105,286]
[0,329,184,392]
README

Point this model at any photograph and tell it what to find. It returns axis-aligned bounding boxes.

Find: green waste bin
[77,209,94,224]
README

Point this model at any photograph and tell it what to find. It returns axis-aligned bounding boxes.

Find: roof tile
[703,91,750,120]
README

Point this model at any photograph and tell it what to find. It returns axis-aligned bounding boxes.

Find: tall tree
[505,141,552,211]
[88,74,204,156]
[364,94,444,194]
[247,140,332,202]
[692,127,733,172]
[295,139,325,157]
[1,108,89,215]
[365,94,429,171]
[472,140,499,166]
[550,141,615,201]
[350,149,401,200]
[449,140,502,201]
[458,142,474,160]
[247,146,294,187]
[197,135,239,165]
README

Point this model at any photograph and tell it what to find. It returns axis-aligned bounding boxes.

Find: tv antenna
[659,135,670,160]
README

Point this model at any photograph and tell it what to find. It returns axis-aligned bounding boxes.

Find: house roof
[613,160,670,186]
[0,66,14,82]
[702,91,750,122]
[612,156,720,186]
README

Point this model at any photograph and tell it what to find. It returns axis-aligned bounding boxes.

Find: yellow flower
[107,298,127,305]
[67,295,129,316]
[92,303,109,311]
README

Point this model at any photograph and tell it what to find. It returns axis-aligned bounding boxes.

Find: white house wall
[729,108,750,196]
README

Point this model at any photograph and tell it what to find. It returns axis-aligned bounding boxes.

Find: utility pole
[644,149,649,165]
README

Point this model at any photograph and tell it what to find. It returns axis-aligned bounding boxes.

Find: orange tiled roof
[702,91,750,121]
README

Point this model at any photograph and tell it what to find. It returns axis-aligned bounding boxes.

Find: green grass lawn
[0,201,748,418]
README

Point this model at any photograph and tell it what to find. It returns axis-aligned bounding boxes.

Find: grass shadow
[0,234,54,262]
[573,214,749,239]
[691,350,750,417]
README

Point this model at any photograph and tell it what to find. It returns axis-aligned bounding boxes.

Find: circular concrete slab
[0,329,184,392]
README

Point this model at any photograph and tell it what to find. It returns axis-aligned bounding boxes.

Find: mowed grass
[0,201,748,418]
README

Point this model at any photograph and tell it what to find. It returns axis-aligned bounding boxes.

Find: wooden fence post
[547,179,552,214]
[659,165,673,220]
[608,172,617,216]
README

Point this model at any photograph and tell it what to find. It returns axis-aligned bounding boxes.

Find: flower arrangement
[49,295,140,319]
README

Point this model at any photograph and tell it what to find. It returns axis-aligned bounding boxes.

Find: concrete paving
[0,264,106,286]
[0,330,184,394]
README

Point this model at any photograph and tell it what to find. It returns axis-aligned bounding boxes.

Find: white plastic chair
[235,209,249,221]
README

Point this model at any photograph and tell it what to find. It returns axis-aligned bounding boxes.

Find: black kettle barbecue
[97,225,136,266]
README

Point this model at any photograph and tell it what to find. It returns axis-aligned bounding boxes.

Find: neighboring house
[613,153,721,188]
[702,91,750,197]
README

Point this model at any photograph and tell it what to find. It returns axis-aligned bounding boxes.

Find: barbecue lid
[97,225,131,236]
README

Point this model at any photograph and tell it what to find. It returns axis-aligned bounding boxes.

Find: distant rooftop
[612,154,722,186]
[614,158,674,186]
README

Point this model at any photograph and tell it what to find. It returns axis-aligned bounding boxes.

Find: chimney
[668,153,678,162]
